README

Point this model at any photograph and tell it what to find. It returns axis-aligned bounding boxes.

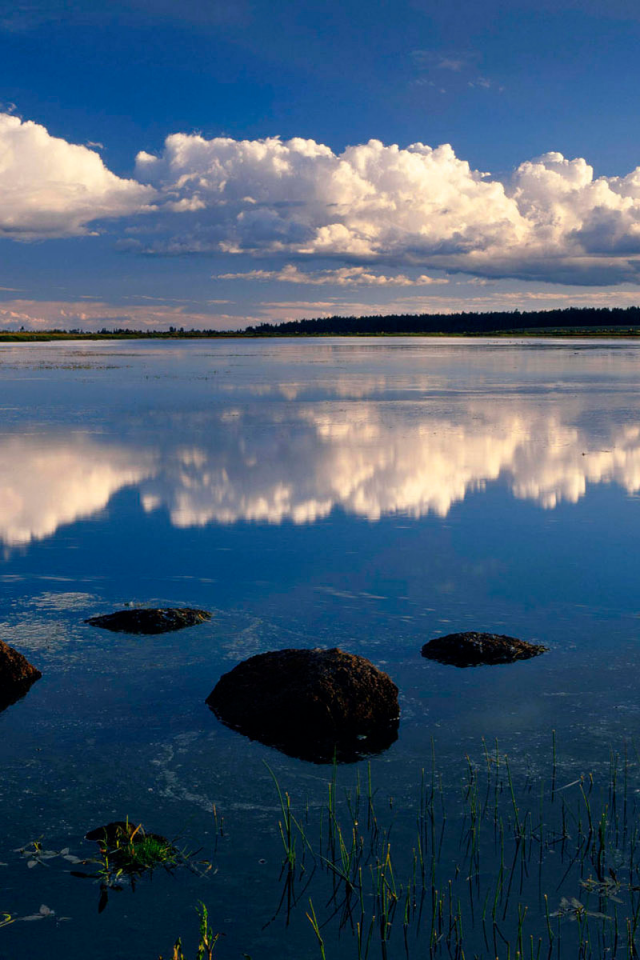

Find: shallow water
[1,337,640,958]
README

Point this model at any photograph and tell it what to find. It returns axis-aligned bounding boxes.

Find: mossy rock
[85,821,175,872]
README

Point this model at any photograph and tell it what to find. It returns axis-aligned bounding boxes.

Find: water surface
[1,337,640,959]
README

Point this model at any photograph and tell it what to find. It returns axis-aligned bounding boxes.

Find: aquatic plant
[159,903,221,960]
[14,839,83,869]
[264,736,640,959]
[0,904,69,926]
[73,818,208,912]
[89,820,179,882]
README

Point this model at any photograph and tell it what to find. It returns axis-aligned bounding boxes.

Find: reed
[159,904,221,960]
[262,737,640,959]
[307,899,327,960]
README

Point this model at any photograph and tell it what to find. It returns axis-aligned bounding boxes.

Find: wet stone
[207,646,400,764]
[421,631,548,668]
[85,607,211,635]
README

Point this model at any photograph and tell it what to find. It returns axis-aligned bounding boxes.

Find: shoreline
[4,327,640,342]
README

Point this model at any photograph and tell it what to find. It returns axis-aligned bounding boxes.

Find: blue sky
[3,0,640,329]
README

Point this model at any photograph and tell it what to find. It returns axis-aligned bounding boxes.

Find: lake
[1,336,640,959]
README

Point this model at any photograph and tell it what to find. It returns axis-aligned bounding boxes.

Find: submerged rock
[0,639,42,711]
[84,820,176,910]
[85,820,167,849]
[85,607,211,635]
[207,647,399,763]
[421,631,547,668]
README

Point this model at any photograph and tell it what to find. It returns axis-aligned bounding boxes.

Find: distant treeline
[245,306,640,336]
[4,306,640,340]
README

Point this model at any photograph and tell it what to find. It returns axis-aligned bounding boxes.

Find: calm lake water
[2,337,640,959]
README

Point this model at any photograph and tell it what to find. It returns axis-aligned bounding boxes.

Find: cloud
[214,265,448,286]
[411,49,475,72]
[135,135,522,264]
[244,289,640,324]
[0,113,154,238]
[7,113,640,287]
[437,58,466,71]
[0,298,250,330]
[413,79,447,93]
[133,134,640,285]
[468,76,496,89]
[4,284,640,333]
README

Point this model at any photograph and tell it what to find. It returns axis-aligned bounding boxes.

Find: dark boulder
[421,631,547,668]
[85,607,211,635]
[0,639,41,711]
[207,647,399,763]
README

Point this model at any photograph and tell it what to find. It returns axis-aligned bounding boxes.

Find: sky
[3,0,640,330]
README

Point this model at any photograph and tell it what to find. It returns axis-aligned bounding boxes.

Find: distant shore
[4,305,640,340]
[3,327,640,342]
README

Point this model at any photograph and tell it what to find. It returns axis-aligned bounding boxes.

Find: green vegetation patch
[74,819,210,912]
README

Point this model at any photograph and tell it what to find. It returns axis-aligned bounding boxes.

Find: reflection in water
[1,402,640,546]
[0,638,42,712]
[142,408,640,525]
[210,710,399,764]
[0,436,155,546]
[0,672,41,714]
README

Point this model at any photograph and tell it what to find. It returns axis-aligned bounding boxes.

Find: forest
[245,305,640,336]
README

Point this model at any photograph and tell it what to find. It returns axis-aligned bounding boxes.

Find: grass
[108,832,178,874]
[262,736,640,959]
[91,820,180,884]
[71,818,209,913]
[9,742,640,957]
[159,903,222,960]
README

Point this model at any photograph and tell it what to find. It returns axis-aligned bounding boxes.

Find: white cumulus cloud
[135,135,525,262]
[134,134,640,284]
[6,115,640,286]
[0,113,154,238]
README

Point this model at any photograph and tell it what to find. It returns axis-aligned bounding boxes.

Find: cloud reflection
[140,408,640,526]
[0,435,155,545]
[1,404,640,546]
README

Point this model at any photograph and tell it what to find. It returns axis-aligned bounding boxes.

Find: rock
[207,647,399,763]
[85,821,166,849]
[421,631,547,668]
[85,607,211,635]
[83,820,175,912]
[85,820,140,846]
[0,639,41,711]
